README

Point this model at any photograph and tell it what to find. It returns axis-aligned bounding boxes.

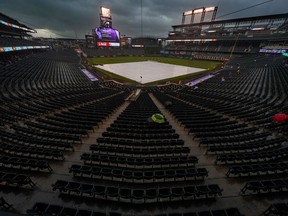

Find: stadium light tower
[141,0,143,37]
[182,6,218,25]
[229,33,240,60]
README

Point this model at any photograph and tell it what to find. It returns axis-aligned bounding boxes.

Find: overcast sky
[0,0,287,38]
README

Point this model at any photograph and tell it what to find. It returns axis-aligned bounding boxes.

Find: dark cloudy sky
[0,0,287,38]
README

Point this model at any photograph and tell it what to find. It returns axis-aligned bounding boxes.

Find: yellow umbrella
[151,113,165,124]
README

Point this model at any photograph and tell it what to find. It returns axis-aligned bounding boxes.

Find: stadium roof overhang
[0,12,36,34]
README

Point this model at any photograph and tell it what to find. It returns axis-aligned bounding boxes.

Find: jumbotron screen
[100,17,112,28]
[95,27,120,47]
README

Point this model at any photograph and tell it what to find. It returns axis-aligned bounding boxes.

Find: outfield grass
[88,56,220,84]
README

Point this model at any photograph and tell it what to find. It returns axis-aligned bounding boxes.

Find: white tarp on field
[96,61,205,84]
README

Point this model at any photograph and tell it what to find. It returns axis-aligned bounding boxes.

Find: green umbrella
[151,113,165,124]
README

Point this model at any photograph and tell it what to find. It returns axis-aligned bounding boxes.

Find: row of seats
[0,143,65,160]
[0,171,35,188]
[193,127,257,139]
[190,123,247,134]
[52,180,223,203]
[26,202,244,216]
[0,129,74,151]
[69,164,208,182]
[80,153,198,168]
[199,131,272,145]
[37,118,94,132]
[27,202,119,216]
[102,131,179,140]
[89,144,190,156]
[0,155,52,172]
[110,122,172,130]
[241,178,288,194]
[96,137,184,146]
[12,124,82,142]
[25,121,89,137]
[215,147,288,165]
[226,162,288,177]
[106,126,176,134]
[113,119,170,126]
[206,137,286,154]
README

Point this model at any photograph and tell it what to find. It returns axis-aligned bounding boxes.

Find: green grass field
[88,56,220,85]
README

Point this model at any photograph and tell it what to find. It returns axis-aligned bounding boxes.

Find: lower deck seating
[27,202,244,216]
[0,143,65,160]
[4,50,288,215]
[89,144,190,156]
[241,178,288,195]
[215,147,288,165]
[69,164,208,182]
[0,171,35,188]
[80,153,198,168]
[52,180,223,203]
[0,155,52,172]
[96,137,184,147]
[226,162,288,177]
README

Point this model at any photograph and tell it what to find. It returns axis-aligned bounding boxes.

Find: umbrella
[151,113,165,124]
[272,113,288,123]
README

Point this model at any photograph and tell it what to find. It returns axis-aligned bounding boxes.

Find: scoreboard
[95,6,120,47]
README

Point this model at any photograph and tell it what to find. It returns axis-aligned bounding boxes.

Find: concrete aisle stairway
[149,93,262,216]
[51,100,131,173]
[6,99,132,213]
[149,93,213,164]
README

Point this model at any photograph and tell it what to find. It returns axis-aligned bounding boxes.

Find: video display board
[95,6,120,47]
[100,17,112,28]
[95,27,120,47]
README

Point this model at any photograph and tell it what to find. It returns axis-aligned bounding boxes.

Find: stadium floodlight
[193,8,204,14]
[99,6,113,28]
[182,6,218,24]
[252,27,265,31]
[100,7,111,18]
[205,7,215,12]
[184,10,193,16]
